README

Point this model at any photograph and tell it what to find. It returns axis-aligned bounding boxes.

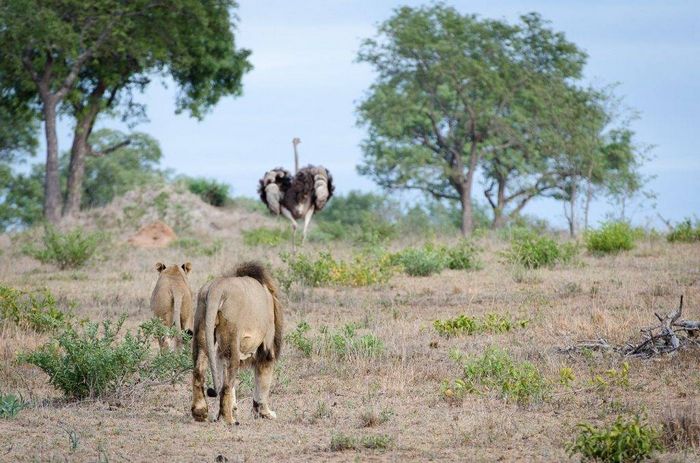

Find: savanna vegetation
[0,2,695,462]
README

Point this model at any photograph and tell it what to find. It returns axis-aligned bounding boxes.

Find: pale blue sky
[52,1,699,228]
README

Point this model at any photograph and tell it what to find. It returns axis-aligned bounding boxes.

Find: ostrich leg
[301,206,315,246]
[280,207,298,252]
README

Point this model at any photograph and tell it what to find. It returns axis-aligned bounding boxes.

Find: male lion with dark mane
[191,261,283,425]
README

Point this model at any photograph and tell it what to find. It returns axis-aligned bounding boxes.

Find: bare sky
[61,1,699,228]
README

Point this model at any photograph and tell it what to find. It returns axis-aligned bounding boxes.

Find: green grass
[0,394,27,419]
[280,251,395,287]
[330,433,394,451]
[503,230,577,269]
[667,218,700,243]
[0,285,70,332]
[444,347,549,405]
[243,227,292,246]
[22,225,104,269]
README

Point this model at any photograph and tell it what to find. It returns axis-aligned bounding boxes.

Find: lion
[191,261,283,425]
[150,262,194,350]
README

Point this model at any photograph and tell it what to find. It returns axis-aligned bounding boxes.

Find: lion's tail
[235,261,283,359]
[204,284,223,398]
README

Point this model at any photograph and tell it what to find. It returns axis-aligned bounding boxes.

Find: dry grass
[0,206,699,462]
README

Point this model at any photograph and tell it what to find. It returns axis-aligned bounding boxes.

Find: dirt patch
[128,220,177,248]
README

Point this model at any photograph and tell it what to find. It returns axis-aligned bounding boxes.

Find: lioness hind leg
[253,360,277,419]
[191,339,209,422]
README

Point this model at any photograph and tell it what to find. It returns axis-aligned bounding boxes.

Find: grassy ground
[0,220,699,462]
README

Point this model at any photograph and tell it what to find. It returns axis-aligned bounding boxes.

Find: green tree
[0,0,251,221]
[356,6,585,236]
[0,129,163,231]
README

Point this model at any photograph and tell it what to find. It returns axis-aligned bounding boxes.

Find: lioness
[150,262,194,350]
[191,261,283,425]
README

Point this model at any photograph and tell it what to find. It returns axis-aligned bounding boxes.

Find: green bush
[22,225,103,269]
[0,394,27,419]
[280,251,395,287]
[667,219,700,243]
[443,347,549,404]
[584,222,635,254]
[23,316,192,399]
[0,285,70,332]
[391,244,446,277]
[183,177,230,207]
[443,240,482,270]
[567,415,663,462]
[243,227,292,246]
[504,230,578,269]
[433,313,528,338]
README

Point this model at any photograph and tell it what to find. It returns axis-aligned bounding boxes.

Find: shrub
[23,316,192,399]
[280,251,395,287]
[183,177,230,207]
[567,415,663,462]
[433,313,528,338]
[443,347,549,404]
[330,433,393,451]
[667,219,700,243]
[504,231,561,269]
[22,225,103,269]
[391,244,446,276]
[243,227,292,247]
[0,285,70,332]
[584,222,635,254]
[0,394,27,419]
[443,240,481,270]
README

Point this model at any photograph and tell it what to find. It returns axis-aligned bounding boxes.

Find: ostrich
[258,139,334,247]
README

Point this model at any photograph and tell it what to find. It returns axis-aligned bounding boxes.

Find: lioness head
[155,262,192,276]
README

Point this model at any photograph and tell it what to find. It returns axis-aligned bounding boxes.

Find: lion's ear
[155,262,166,272]
[182,262,192,274]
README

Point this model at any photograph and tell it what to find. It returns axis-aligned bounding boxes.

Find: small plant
[584,221,635,254]
[321,324,385,360]
[243,227,292,246]
[667,218,700,243]
[443,347,549,404]
[330,433,394,451]
[589,362,630,391]
[433,313,528,338]
[559,366,575,387]
[567,415,663,462]
[0,393,27,418]
[23,316,192,399]
[359,407,393,427]
[183,177,230,207]
[22,225,103,269]
[391,243,447,276]
[286,321,314,357]
[0,285,70,332]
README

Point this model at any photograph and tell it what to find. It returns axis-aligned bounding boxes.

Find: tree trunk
[491,175,507,228]
[584,180,593,231]
[42,98,61,224]
[460,186,473,236]
[64,93,103,217]
[64,124,90,217]
[568,182,578,237]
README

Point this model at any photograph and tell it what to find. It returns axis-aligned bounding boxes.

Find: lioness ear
[182,262,192,274]
[155,262,166,273]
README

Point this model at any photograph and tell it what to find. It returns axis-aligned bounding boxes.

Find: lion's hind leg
[218,335,240,425]
[191,334,209,422]
[253,359,277,419]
